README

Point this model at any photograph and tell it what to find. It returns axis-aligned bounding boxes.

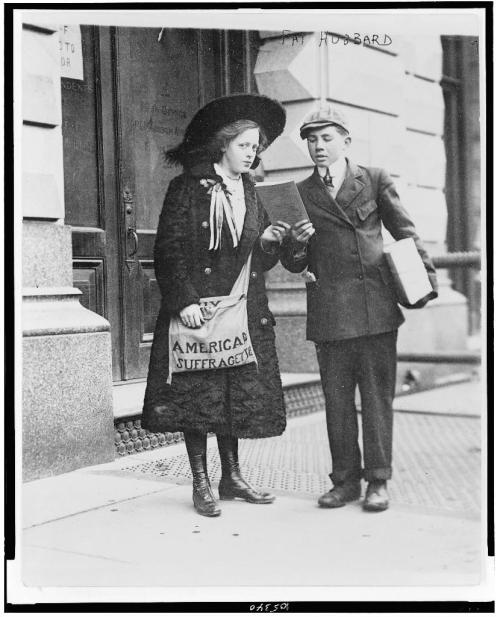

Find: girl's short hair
[166,119,268,168]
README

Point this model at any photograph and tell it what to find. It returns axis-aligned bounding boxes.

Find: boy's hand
[261,221,290,245]
[290,219,315,244]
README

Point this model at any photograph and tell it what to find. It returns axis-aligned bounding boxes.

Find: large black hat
[166,93,286,168]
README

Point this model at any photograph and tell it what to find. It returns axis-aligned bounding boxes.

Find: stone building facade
[20,22,480,480]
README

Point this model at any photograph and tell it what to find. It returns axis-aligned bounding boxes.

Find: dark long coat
[142,162,286,438]
[281,160,438,342]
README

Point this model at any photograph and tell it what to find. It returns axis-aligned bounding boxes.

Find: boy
[281,105,438,511]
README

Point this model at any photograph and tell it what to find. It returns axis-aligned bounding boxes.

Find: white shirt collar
[318,157,347,182]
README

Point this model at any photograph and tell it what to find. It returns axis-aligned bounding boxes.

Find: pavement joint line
[23,486,178,531]
[23,479,481,533]
[24,488,481,534]
[24,543,135,565]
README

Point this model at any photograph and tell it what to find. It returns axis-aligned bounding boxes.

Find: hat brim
[184,94,286,149]
[300,121,349,139]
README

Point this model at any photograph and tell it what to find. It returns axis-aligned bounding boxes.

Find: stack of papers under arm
[383,238,433,305]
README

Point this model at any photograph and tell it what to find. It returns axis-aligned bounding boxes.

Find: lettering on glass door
[58,25,84,80]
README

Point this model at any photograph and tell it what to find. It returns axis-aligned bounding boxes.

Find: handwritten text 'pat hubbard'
[281,31,393,47]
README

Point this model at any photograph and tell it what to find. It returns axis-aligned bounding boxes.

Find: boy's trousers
[316,330,398,483]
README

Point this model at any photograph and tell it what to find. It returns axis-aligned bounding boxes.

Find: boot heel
[218,493,236,501]
[218,483,236,500]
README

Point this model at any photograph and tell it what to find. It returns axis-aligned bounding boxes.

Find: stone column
[22,22,115,481]
[254,31,467,379]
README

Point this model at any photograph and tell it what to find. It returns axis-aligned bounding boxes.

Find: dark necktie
[323,169,334,188]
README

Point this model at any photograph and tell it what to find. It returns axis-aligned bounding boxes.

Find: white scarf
[208,182,239,251]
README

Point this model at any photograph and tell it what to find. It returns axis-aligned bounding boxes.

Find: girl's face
[220,128,260,176]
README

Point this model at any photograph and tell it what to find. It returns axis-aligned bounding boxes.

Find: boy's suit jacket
[280,159,438,342]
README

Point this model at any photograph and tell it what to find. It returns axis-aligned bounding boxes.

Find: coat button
[204,267,212,275]
[251,271,257,279]
[201,221,209,229]
[260,317,268,326]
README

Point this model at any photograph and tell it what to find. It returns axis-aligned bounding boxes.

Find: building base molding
[23,287,110,337]
[22,288,115,481]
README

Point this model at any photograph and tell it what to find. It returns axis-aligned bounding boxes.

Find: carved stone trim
[23,287,110,336]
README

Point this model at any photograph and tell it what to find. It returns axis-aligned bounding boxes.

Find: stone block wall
[21,23,115,481]
[254,31,467,373]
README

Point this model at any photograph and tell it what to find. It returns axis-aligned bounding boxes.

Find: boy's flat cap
[299,104,350,139]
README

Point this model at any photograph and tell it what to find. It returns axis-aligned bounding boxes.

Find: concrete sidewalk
[20,381,484,589]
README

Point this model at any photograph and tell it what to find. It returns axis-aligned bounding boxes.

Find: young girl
[142,94,288,517]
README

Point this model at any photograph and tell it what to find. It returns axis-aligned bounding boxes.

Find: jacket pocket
[357,200,377,222]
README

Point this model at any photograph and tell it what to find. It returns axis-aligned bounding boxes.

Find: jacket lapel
[335,160,365,212]
[233,173,260,273]
[303,168,352,226]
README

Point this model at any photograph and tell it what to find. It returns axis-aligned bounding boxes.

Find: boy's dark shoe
[318,481,361,508]
[363,480,389,512]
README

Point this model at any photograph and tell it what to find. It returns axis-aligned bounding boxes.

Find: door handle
[127,227,138,257]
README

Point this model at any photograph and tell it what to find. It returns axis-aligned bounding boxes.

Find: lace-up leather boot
[217,435,275,504]
[184,431,221,517]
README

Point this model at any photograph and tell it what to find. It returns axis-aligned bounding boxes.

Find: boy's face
[305,125,351,168]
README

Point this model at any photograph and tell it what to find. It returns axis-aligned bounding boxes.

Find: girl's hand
[260,221,290,245]
[290,219,315,244]
[179,304,205,328]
